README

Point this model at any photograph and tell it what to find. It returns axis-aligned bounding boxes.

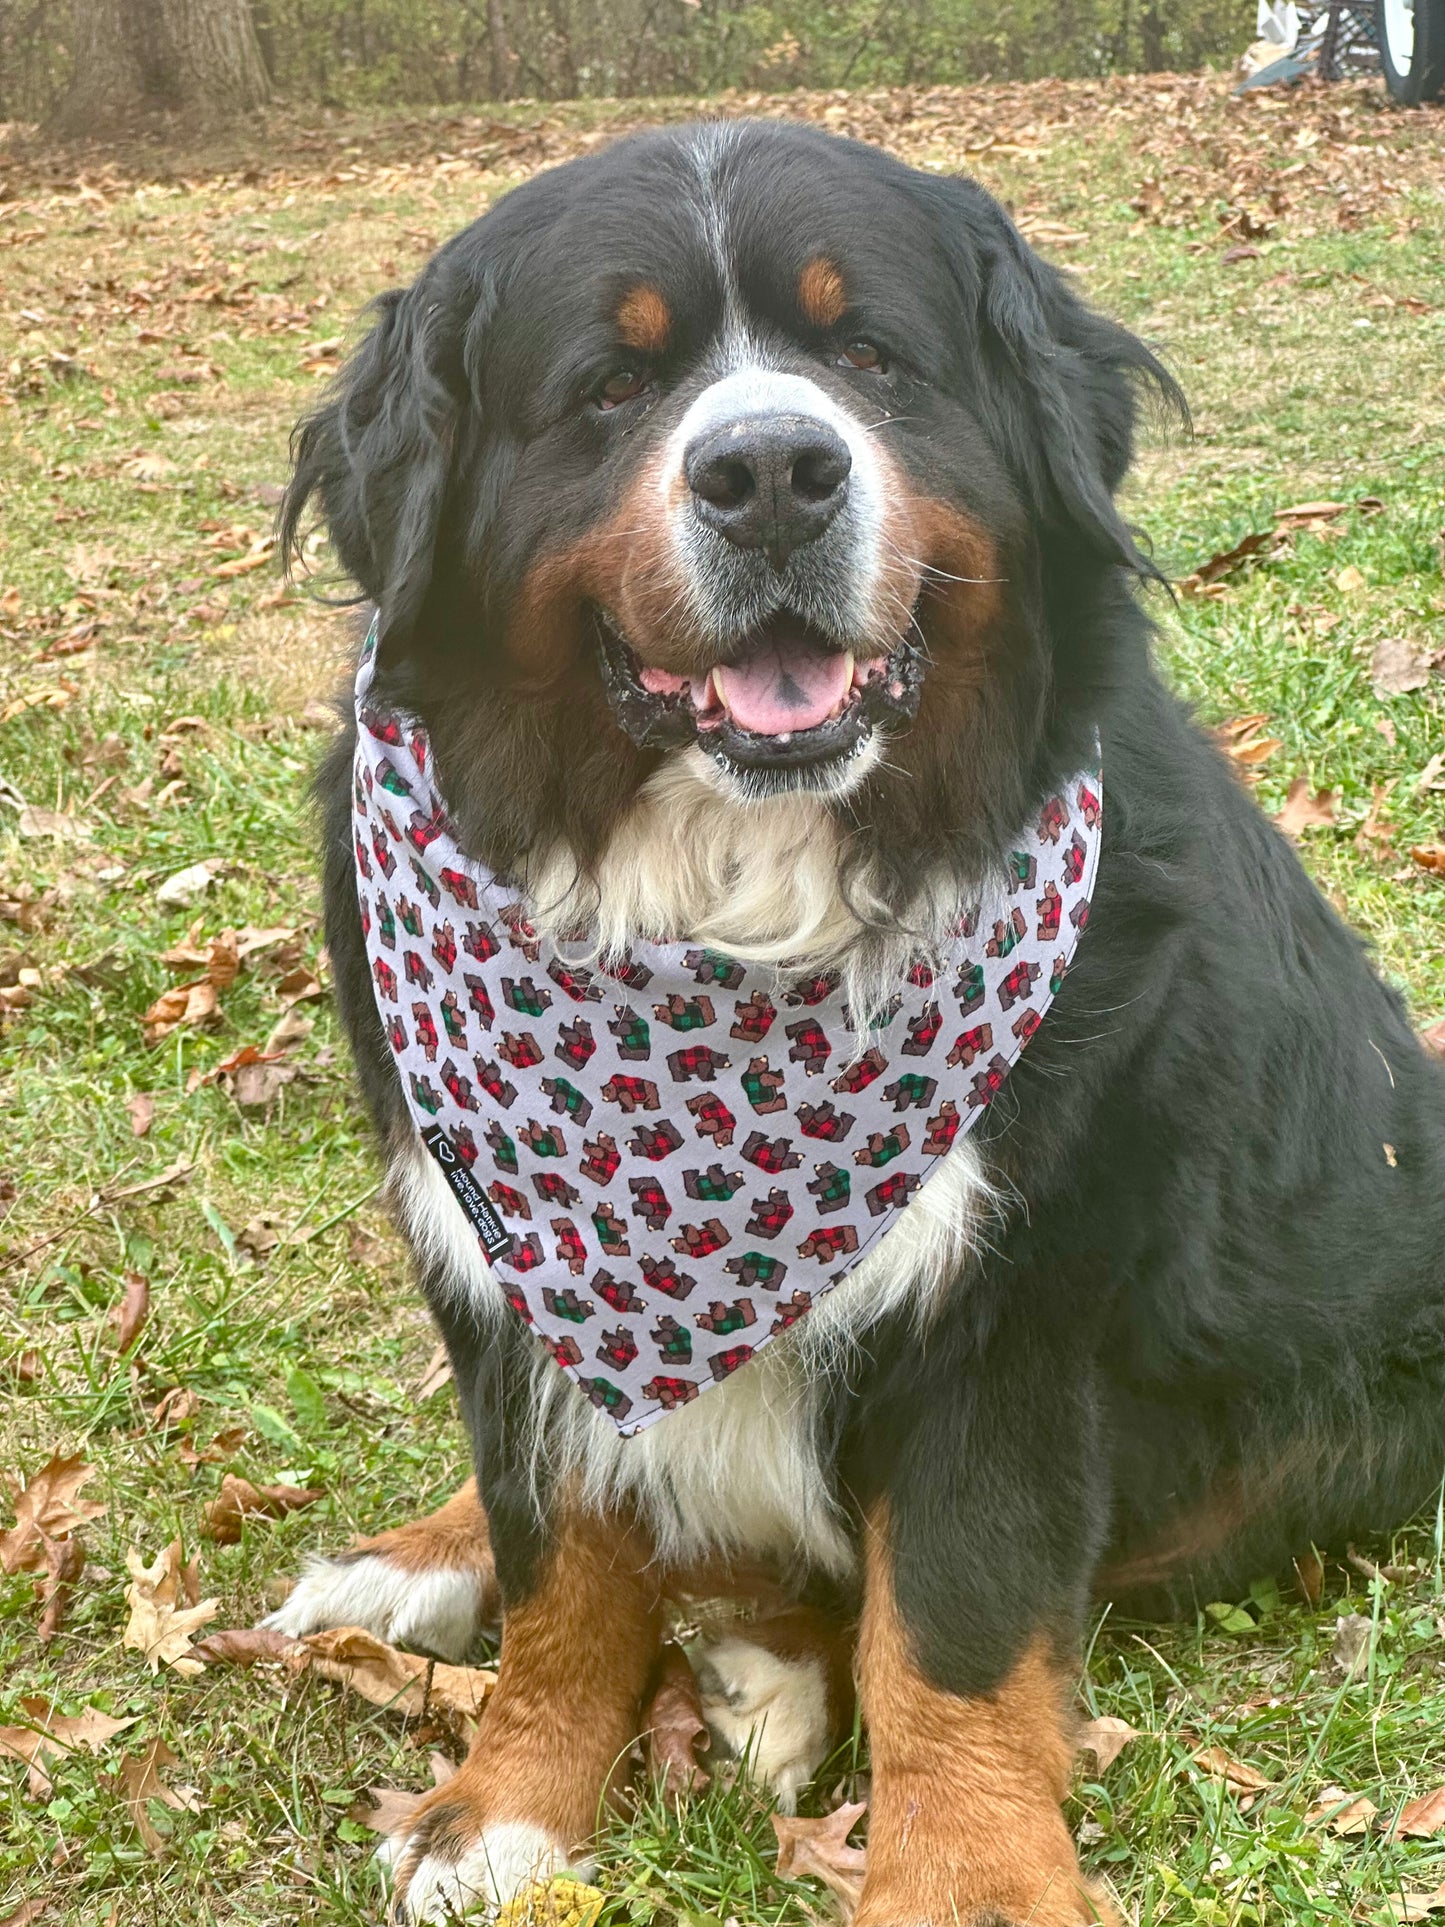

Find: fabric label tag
[421,1124,513,1260]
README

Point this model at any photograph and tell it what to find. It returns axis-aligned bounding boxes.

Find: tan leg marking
[856,1511,1113,1927]
[351,1476,496,1592]
[395,1501,663,1911]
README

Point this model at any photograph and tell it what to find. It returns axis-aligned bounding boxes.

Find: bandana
[352,623,1102,1436]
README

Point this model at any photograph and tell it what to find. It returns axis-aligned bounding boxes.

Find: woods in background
[1,0,1246,128]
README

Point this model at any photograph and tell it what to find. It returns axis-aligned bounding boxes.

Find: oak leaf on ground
[1193,1746,1271,1811]
[36,1532,85,1641]
[117,1736,200,1853]
[1077,1715,1139,1771]
[202,1473,323,1544]
[773,1800,868,1916]
[1274,778,1337,839]
[206,1621,498,1726]
[1393,1787,1445,1838]
[122,1540,218,1675]
[1305,1784,1378,1835]
[1,1452,104,1575]
[0,1699,139,1799]
[641,1642,709,1798]
[107,1270,150,1354]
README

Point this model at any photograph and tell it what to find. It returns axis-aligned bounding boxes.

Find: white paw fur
[393,1822,582,1922]
[264,1552,488,1663]
[694,1634,831,1813]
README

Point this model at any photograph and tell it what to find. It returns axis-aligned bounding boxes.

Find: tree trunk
[49,0,271,136]
[487,0,512,98]
[1139,5,1166,69]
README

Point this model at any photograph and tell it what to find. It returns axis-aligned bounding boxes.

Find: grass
[1,70,1444,1927]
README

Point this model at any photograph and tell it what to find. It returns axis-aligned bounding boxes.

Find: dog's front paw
[387,1787,580,1922]
[265,1550,490,1662]
[693,1632,831,1813]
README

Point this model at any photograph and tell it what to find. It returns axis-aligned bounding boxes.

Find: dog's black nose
[685,415,851,570]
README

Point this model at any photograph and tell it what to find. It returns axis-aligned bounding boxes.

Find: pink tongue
[715,641,851,735]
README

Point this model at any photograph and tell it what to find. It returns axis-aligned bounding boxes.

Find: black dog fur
[290,119,1445,1719]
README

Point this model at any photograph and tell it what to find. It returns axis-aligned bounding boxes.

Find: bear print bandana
[352,621,1102,1436]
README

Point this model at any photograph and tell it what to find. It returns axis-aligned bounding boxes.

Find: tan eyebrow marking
[799,256,847,329]
[616,283,672,355]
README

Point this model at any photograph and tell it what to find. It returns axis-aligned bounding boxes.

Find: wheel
[1376,0,1445,102]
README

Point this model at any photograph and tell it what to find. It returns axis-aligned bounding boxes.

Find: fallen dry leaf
[201,1472,323,1544]
[176,1423,247,1467]
[108,1270,150,1354]
[235,1216,283,1262]
[1077,1715,1139,1771]
[117,1736,199,1854]
[275,962,324,1007]
[1393,1787,1445,1838]
[0,682,78,726]
[228,1056,299,1108]
[149,1386,200,1433]
[1372,635,1437,699]
[124,452,176,482]
[36,1532,85,1641]
[1356,781,1398,858]
[265,1006,314,1055]
[0,1700,139,1799]
[1411,845,1445,878]
[350,1750,456,1841]
[1214,713,1281,784]
[17,805,91,842]
[1305,1784,1378,1835]
[1390,1884,1445,1923]
[773,1800,868,1915]
[142,976,219,1046]
[414,1341,453,1400]
[154,860,219,909]
[1274,778,1337,839]
[122,1540,218,1675]
[1,1452,105,1575]
[1180,529,1278,595]
[1275,499,1349,526]
[191,1624,298,1667]
[1333,1611,1374,1677]
[0,1898,48,1926]
[1194,1746,1272,1810]
[1335,563,1367,593]
[642,1643,709,1798]
[290,1624,495,1726]
[127,1092,155,1137]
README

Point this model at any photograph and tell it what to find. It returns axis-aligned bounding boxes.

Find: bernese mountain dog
[269,119,1445,1925]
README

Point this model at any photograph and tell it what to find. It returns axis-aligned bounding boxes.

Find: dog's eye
[597,368,648,409]
[838,340,886,373]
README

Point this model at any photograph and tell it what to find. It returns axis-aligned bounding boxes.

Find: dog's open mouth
[597,611,924,774]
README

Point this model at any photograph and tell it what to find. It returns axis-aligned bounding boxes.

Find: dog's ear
[279,267,493,666]
[914,175,1187,577]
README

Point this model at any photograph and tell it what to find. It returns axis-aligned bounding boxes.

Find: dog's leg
[846,1297,1114,1927]
[692,1600,855,1812]
[392,1498,663,1922]
[264,1477,496,1662]
[856,1509,1109,1927]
